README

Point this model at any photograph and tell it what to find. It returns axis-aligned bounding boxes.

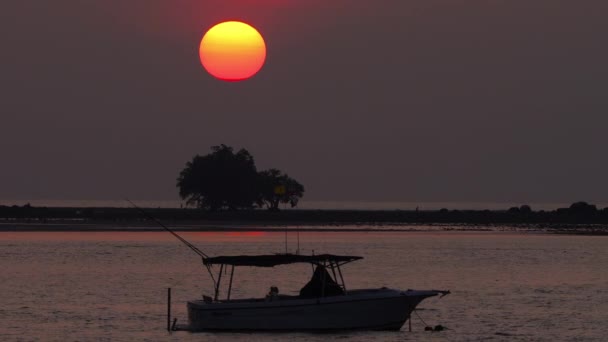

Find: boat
[126,201,449,332]
[187,253,450,332]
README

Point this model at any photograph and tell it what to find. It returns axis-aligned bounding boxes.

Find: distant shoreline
[1,205,608,235]
[1,221,607,236]
[4,199,606,211]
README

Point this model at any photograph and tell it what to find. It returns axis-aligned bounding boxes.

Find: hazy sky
[1,1,607,204]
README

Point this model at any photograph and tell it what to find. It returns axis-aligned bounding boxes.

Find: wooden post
[167,288,171,332]
[408,314,412,332]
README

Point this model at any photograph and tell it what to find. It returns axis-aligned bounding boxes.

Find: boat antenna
[125,199,208,259]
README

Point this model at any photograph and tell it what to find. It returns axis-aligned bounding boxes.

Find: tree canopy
[257,168,305,211]
[177,145,259,210]
[177,145,305,211]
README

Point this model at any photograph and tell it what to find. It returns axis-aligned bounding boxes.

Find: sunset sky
[1,1,607,205]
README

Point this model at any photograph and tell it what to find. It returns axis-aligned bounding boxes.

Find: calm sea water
[1,231,607,341]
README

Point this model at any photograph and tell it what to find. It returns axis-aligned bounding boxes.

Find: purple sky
[1,1,607,204]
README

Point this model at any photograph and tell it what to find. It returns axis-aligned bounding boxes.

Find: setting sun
[199,21,266,81]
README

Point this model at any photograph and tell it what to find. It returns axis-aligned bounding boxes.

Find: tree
[257,168,305,211]
[568,201,597,215]
[508,205,532,214]
[519,205,532,214]
[176,145,259,210]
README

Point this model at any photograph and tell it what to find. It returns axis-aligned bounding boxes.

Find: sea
[1,230,607,341]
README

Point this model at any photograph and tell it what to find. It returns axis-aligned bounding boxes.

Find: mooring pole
[167,287,172,332]
[408,314,412,332]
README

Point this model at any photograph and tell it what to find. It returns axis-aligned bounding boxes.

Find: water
[1,231,607,341]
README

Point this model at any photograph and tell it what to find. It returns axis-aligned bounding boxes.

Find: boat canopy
[203,254,362,267]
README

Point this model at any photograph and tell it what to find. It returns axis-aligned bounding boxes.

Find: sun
[199,21,267,82]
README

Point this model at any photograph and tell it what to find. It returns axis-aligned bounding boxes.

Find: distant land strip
[1,203,607,234]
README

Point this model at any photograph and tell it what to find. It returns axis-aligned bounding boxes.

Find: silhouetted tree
[568,201,597,215]
[177,145,259,210]
[519,205,532,214]
[257,168,305,210]
[509,205,532,215]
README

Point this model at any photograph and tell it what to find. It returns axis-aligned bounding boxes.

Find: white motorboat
[187,253,449,332]
[126,202,449,332]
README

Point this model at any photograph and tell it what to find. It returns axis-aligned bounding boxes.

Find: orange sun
[199,21,266,82]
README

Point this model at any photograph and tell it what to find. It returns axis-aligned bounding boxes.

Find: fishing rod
[125,199,208,259]
[126,199,219,293]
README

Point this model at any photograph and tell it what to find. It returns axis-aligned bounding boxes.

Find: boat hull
[187,288,440,331]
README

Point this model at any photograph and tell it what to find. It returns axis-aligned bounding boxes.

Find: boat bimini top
[203,253,362,267]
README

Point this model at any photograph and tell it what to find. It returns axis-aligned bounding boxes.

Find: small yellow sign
[274,185,286,195]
